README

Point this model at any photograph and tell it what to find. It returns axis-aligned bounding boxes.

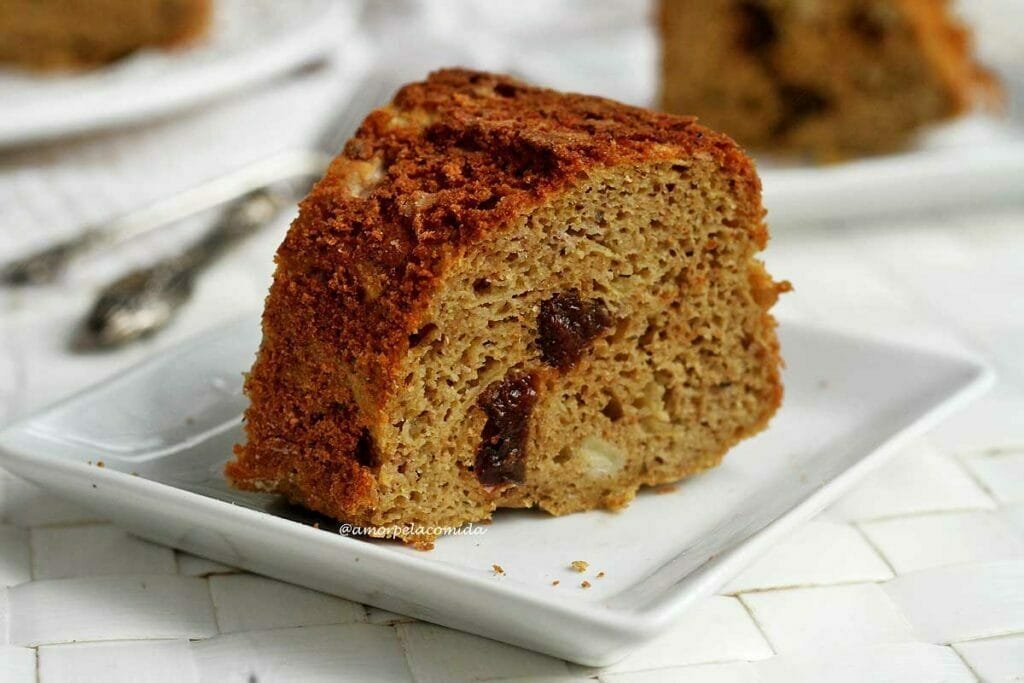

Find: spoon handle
[73,183,302,351]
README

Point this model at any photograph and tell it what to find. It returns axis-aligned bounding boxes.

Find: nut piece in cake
[226,69,788,545]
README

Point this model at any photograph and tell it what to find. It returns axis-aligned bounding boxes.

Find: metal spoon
[0,149,326,287]
[71,72,405,351]
[71,183,300,350]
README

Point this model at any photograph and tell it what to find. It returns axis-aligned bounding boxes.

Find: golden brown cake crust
[227,69,778,534]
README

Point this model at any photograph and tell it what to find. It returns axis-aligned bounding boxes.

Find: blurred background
[0,0,1022,425]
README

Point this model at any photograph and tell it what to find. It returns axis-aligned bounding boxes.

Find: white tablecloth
[1,2,1023,681]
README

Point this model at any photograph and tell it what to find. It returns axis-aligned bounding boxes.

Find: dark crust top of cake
[264,68,765,410]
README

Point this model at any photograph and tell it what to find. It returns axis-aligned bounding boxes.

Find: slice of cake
[227,69,788,545]
[0,0,211,71]
[659,0,998,158]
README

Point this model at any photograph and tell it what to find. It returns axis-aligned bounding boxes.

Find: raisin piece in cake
[475,372,539,487]
[538,290,612,370]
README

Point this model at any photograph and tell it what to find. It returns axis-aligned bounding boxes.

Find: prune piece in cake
[735,1,778,53]
[475,372,538,487]
[773,84,833,136]
[538,290,612,370]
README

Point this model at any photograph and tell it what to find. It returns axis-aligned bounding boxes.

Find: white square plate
[0,316,992,665]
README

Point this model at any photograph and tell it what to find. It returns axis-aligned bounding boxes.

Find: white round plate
[0,0,361,149]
